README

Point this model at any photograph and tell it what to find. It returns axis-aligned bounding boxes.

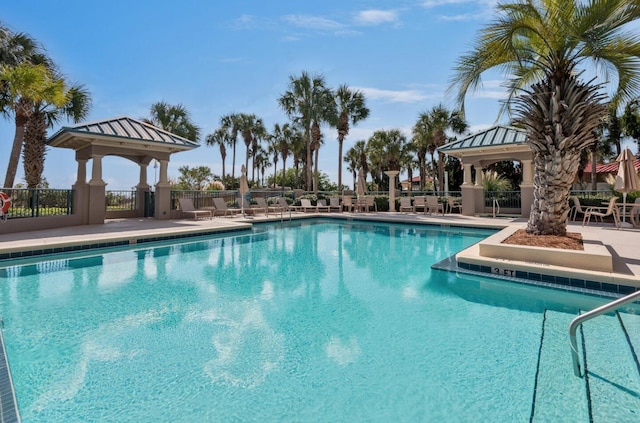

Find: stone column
[154,160,171,220]
[88,155,106,224]
[137,163,150,218]
[520,159,534,218]
[384,170,400,212]
[461,163,475,216]
[73,158,89,224]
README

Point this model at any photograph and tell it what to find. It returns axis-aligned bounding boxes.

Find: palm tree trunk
[305,131,312,191]
[23,111,47,188]
[438,152,446,192]
[231,141,237,189]
[4,101,31,188]
[314,146,320,193]
[526,149,580,236]
[590,147,597,191]
[281,158,287,192]
[338,138,343,190]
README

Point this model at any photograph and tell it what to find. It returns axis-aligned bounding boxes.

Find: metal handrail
[569,289,640,377]
[492,198,500,218]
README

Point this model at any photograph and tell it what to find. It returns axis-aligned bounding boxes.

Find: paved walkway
[0,212,638,282]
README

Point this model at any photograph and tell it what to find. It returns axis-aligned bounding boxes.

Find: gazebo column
[473,166,485,215]
[520,159,534,218]
[88,155,106,224]
[461,163,475,216]
[136,163,150,218]
[154,160,171,220]
[73,158,90,224]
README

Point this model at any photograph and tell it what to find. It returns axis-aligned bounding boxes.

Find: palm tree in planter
[451,0,640,236]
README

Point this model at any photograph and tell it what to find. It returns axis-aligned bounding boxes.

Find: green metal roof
[47,116,199,149]
[440,125,527,152]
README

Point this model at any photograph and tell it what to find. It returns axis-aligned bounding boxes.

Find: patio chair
[328,197,342,212]
[582,197,619,227]
[569,196,587,221]
[212,197,241,217]
[426,196,444,216]
[399,197,414,214]
[178,198,212,220]
[342,196,355,212]
[413,196,427,214]
[365,196,377,212]
[255,197,282,215]
[447,197,462,214]
[316,199,331,212]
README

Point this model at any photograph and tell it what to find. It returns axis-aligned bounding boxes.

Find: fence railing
[0,188,73,218]
[485,190,522,208]
[106,190,137,211]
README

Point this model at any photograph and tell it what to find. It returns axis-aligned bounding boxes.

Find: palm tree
[451,0,640,236]
[343,145,359,191]
[220,113,240,189]
[1,63,67,188]
[332,85,370,191]
[233,113,265,185]
[143,101,201,141]
[367,130,407,190]
[23,81,91,188]
[255,146,270,187]
[278,71,335,192]
[289,126,306,189]
[412,112,433,190]
[267,135,280,188]
[426,104,467,193]
[271,123,293,190]
[205,127,229,181]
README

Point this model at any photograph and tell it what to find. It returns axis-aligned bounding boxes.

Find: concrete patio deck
[0,211,638,290]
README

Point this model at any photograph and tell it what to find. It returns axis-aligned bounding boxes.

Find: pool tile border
[456,261,639,295]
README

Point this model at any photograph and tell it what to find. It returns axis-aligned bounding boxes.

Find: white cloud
[354,10,399,26]
[353,86,435,103]
[281,14,344,31]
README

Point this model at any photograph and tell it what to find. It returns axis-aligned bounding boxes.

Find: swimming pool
[0,220,638,422]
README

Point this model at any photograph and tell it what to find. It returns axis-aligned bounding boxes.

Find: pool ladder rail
[569,289,640,377]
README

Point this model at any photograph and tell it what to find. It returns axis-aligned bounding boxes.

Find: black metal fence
[106,190,137,211]
[0,188,73,219]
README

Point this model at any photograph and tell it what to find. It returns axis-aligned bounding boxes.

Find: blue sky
[2,1,633,190]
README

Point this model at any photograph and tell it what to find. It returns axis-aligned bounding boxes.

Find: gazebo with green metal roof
[439,125,534,217]
[47,116,199,224]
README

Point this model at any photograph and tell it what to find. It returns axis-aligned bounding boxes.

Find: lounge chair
[255,197,281,215]
[413,196,427,214]
[426,196,444,215]
[300,199,318,212]
[328,197,341,212]
[342,196,355,212]
[178,198,212,220]
[399,197,414,213]
[212,197,241,217]
[583,197,619,227]
[316,199,331,212]
[277,197,297,212]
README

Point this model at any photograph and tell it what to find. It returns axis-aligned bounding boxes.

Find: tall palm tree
[332,85,370,190]
[412,112,433,191]
[220,113,240,189]
[1,63,67,188]
[255,146,270,187]
[143,101,201,141]
[426,104,467,192]
[271,123,293,190]
[233,113,265,185]
[451,0,640,235]
[343,145,359,191]
[23,81,91,188]
[367,129,407,190]
[278,71,335,192]
[205,127,229,181]
[267,135,280,188]
[289,126,306,189]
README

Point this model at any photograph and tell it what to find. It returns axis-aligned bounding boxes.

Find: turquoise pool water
[0,220,639,422]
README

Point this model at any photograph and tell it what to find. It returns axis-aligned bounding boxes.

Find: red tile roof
[583,159,640,174]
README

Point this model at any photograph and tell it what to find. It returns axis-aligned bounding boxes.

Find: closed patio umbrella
[357,168,366,196]
[614,148,639,227]
[239,165,250,216]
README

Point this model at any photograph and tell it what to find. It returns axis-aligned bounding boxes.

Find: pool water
[0,220,638,422]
